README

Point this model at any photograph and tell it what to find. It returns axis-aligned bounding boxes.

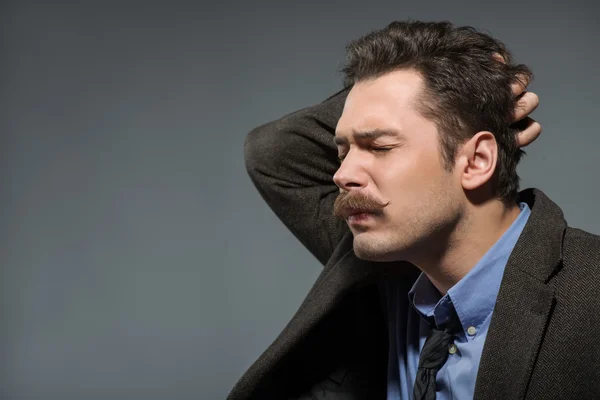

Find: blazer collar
[511,188,566,282]
[474,188,566,399]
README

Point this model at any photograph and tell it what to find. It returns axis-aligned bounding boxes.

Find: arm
[244,88,350,267]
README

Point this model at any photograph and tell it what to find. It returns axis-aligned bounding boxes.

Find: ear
[457,131,498,191]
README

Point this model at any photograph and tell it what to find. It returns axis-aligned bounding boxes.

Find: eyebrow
[333,129,403,146]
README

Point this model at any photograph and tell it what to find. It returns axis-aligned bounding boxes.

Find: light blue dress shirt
[379,202,531,399]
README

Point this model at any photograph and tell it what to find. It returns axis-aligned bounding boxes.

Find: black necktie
[412,322,458,400]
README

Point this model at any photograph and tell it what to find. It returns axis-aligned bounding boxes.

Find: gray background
[1,1,598,399]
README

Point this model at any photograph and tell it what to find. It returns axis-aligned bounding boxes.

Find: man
[229,21,600,399]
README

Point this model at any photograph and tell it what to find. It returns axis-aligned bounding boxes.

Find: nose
[333,155,369,192]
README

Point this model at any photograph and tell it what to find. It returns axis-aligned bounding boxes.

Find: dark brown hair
[341,20,533,205]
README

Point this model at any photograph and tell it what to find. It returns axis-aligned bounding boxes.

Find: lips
[347,211,378,225]
[342,209,382,227]
[338,208,374,219]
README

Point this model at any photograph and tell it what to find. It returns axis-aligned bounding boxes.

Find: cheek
[375,160,409,195]
[377,148,442,193]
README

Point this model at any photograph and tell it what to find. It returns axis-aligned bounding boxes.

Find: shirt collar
[408,202,531,334]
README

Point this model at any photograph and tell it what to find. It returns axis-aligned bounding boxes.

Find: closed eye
[337,147,394,161]
[372,147,393,153]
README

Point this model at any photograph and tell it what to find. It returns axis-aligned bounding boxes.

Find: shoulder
[556,227,600,298]
[563,227,600,262]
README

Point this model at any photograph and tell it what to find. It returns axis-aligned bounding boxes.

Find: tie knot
[413,318,460,400]
[417,327,456,369]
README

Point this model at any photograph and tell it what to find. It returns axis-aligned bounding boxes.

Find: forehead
[336,69,424,136]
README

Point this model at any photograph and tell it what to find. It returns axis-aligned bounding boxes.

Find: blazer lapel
[474,189,565,399]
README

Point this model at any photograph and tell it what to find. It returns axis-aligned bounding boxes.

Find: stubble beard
[352,189,463,265]
[352,224,422,263]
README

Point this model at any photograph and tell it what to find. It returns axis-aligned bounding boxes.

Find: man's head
[332,20,532,263]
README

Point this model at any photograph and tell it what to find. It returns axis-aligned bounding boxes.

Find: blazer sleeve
[243,87,351,267]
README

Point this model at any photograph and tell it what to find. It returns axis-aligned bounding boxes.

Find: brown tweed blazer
[228,88,600,399]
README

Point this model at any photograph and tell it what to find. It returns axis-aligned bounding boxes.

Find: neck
[412,199,521,295]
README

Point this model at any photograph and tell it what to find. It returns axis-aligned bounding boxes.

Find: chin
[353,250,390,262]
[352,234,403,262]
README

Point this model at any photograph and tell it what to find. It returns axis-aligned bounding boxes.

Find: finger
[492,52,506,64]
[513,91,540,121]
[510,74,531,96]
[512,117,542,147]
[510,75,529,96]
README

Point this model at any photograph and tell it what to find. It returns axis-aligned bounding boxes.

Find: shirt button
[467,326,477,336]
[448,343,458,355]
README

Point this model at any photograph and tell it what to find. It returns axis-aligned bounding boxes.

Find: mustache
[333,191,390,219]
